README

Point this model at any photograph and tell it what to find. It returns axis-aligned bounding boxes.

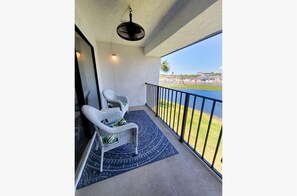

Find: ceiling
[76,0,188,46]
[76,0,222,57]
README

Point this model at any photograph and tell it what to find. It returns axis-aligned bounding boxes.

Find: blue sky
[161,33,222,74]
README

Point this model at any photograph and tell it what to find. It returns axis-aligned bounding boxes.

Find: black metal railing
[145,83,222,178]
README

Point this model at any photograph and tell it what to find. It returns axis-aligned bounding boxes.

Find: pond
[172,89,222,118]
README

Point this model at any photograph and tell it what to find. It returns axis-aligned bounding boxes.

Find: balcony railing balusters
[156,86,159,117]
[149,85,151,107]
[173,91,177,131]
[152,85,155,112]
[145,83,222,178]
[159,87,163,118]
[202,100,216,158]
[211,126,222,167]
[177,92,182,135]
[165,88,168,124]
[194,98,205,150]
[148,85,151,108]
[146,86,152,107]
[180,93,190,142]
[155,86,157,112]
[169,89,173,128]
[166,89,169,125]
[187,96,196,144]
[162,87,165,120]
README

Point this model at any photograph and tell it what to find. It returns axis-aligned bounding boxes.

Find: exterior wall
[76,7,160,108]
[97,42,160,107]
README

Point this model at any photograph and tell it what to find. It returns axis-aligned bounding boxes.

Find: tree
[160,60,170,73]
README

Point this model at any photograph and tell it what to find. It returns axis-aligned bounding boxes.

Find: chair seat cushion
[107,118,127,127]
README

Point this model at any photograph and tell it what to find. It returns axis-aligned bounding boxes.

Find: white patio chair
[102,89,129,117]
[81,105,138,172]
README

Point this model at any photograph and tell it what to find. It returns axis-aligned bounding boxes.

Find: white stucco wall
[97,42,160,107]
[76,6,160,109]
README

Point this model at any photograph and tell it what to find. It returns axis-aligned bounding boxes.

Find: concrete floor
[75,106,222,196]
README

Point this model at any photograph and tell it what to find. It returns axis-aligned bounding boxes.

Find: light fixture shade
[111,54,117,61]
[117,7,145,41]
[76,51,81,58]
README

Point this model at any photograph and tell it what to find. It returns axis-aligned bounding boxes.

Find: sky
[161,33,222,75]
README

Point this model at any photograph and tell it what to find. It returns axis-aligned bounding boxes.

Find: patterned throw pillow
[102,134,118,144]
[101,118,127,144]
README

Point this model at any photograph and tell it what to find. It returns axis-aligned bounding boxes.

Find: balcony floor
[75,106,222,196]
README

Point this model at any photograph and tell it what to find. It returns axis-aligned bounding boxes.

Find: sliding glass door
[75,26,102,172]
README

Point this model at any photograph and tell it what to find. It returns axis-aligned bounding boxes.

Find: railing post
[155,85,159,117]
[145,83,148,106]
[211,126,222,167]
[180,93,189,142]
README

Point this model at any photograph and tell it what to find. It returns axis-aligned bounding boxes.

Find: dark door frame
[75,25,102,111]
[75,54,92,139]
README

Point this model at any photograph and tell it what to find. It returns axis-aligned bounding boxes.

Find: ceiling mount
[116,6,145,41]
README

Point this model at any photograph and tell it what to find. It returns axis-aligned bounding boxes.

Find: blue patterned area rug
[76,110,178,189]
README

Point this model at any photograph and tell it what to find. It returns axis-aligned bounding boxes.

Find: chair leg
[100,150,104,172]
[134,129,138,155]
[95,137,99,150]
[95,131,100,150]
[135,146,138,155]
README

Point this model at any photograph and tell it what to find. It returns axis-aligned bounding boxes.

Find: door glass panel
[75,91,89,171]
[75,28,101,173]
[75,31,100,109]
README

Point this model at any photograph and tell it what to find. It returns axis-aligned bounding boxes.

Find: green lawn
[164,84,222,91]
[156,100,222,174]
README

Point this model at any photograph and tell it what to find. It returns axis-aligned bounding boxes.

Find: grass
[156,100,222,174]
[164,84,222,91]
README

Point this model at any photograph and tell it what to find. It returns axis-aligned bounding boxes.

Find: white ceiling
[145,0,222,56]
[76,0,222,57]
[75,0,189,47]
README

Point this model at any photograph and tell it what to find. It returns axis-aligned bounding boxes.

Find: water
[165,89,222,118]
[176,89,222,101]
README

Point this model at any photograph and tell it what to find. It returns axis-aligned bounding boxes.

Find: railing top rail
[145,82,222,103]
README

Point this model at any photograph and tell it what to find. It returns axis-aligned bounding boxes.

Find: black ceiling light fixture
[117,6,145,41]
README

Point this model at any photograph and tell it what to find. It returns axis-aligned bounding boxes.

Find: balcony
[145,83,222,177]
[75,0,222,195]
[75,105,222,196]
